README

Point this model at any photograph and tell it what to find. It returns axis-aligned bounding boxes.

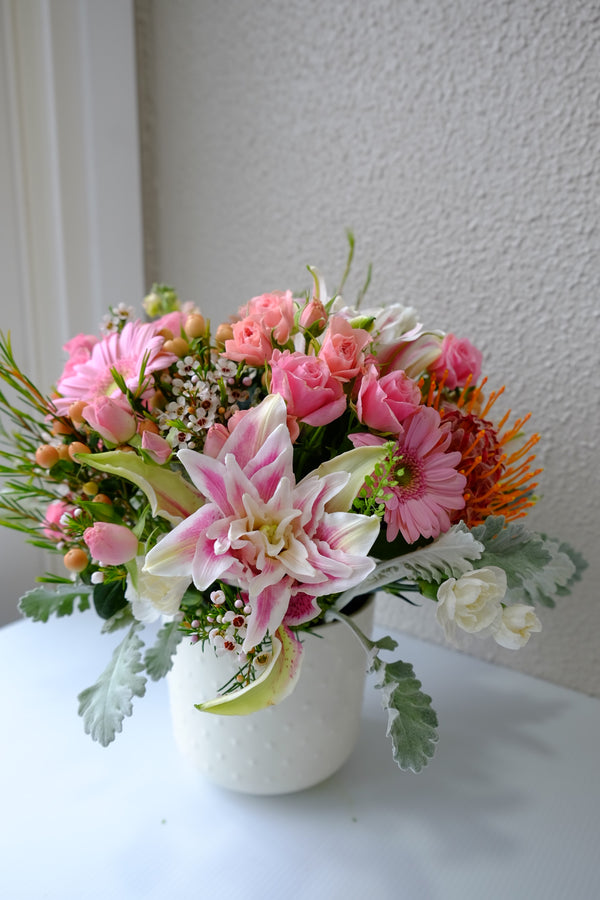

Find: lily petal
[196,625,303,716]
[216,393,288,469]
[144,505,230,585]
[312,445,388,512]
[80,450,203,524]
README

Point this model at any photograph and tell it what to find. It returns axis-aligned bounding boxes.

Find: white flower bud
[493,604,542,649]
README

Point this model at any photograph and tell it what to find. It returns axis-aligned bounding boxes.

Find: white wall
[138,0,599,696]
[0,0,143,625]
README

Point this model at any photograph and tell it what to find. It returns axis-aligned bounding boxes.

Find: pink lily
[144,394,383,652]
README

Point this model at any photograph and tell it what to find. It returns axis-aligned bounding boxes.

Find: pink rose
[318,316,371,382]
[83,396,137,445]
[299,298,327,331]
[141,430,172,465]
[240,291,296,345]
[223,317,273,366]
[430,334,483,389]
[43,499,75,541]
[356,364,421,433]
[83,522,139,566]
[269,350,347,426]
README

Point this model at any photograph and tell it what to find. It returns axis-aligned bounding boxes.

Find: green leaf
[19,583,92,622]
[398,524,484,582]
[374,659,439,773]
[333,524,483,609]
[77,624,147,746]
[144,620,184,680]
[101,604,135,633]
[371,634,399,652]
[93,581,128,620]
[327,609,438,772]
[471,516,579,608]
[548,539,588,596]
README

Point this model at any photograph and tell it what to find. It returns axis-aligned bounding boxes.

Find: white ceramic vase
[167,595,374,795]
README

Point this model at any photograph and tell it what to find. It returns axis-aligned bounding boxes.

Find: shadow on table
[221,675,569,864]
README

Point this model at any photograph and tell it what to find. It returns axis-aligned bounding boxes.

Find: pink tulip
[83,396,137,445]
[43,499,76,541]
[83,522,139,566]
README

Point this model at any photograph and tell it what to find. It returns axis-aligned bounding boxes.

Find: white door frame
[1,0,144,383]
[0,0,144,621]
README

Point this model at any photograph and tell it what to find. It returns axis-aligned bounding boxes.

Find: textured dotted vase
[167,595,375,794]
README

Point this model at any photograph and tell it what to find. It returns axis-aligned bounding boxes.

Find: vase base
[168,595,375,795]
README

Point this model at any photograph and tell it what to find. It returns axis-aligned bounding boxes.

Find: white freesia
[126,556,189,623]
[436,566,507,639]
[493,604,542,649]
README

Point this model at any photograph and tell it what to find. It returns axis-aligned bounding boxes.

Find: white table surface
[1,609,598,900]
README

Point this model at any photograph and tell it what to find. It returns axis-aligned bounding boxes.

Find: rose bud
[83,522,139,566]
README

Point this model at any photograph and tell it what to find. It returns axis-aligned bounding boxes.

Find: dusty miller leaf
[471,516,577,608]
[335,525,483,607]
[328,608,438,772]
[77,624,147,746]
[101,604,135,633]
[398,524,484,581]
[19,583,92,622]
[373,657,438,773]
[144,620,184,681]
[552,541,588,595]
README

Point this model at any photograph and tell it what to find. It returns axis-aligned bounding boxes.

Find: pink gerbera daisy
[351,406,466,544]
[54,321,177,414]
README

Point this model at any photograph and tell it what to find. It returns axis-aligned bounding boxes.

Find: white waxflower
[126,556,189,623]
[436,566,507,639]
[493,604,542,649]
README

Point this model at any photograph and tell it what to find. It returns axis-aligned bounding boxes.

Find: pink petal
[283,591,322,626]
[178,450,232,514]
[243,573,292,650]
[217,394,288,469]
[144,505,226,583]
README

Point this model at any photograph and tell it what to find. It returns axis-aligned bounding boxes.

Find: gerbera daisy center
[391,453,425,500]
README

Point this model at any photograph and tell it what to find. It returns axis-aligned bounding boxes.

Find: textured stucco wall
[137,0,599,696]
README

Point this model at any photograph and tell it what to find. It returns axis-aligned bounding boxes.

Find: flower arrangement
[0,240,586,772]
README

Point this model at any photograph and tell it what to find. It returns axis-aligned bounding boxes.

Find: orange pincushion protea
[426,375,543,527]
